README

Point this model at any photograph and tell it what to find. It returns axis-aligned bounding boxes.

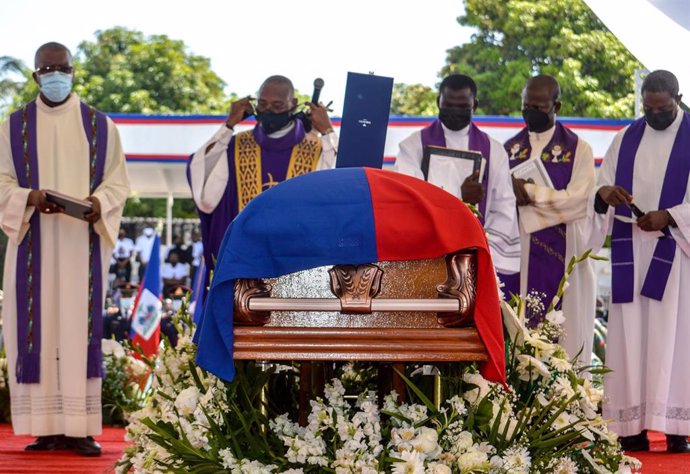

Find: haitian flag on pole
[195,168,506,385]
[131,234,162,357]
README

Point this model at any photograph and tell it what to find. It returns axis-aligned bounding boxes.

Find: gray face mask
[39,72,73,103]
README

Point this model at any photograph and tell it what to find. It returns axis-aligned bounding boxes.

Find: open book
[45,190,93,221]
[511,158,554,189]
[421,146,484,195]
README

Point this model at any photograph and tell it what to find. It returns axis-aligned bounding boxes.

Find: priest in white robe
[589,70,690,453]
[395,74,520,276]
[504,75,596,367]
[0,42,129,456]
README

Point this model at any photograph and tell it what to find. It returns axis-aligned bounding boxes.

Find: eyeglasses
[35,65,73,75]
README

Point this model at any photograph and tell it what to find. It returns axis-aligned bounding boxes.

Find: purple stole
[9,100,107,383]
[189,120,312,285]
[504,122,578,314]
[611,112,690,303]
[420,120,491,223]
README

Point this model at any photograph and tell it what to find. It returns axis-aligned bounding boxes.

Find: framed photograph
[511,158,554,189]
[45,190,93,221]
[421,146,484,197]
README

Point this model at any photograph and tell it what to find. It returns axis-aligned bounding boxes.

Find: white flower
[455,431,474,451]
[549,355,572,372]
[411,427,438,454]
[502,446,531,473]
[391,450,425,474]
[553,411,576,432]
[391,427,417,450]
[456,448,488,471]
[524,332,557,359]
[552,376,576,399]
[545,309,565,325]
[102,338,126,358]
[218,447,237,469]
[516,354,550,381]
[501,301,527,345]
[425,462,451,474]
[579,378,603,404]
[462,372,492,405]
[552,457,578,474]
[128,357,149,378]
[174,386,200,417]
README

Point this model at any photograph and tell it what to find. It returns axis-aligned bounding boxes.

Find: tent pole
[166,193,174,248]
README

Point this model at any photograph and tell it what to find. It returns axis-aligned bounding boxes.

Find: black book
[45,190,93,221]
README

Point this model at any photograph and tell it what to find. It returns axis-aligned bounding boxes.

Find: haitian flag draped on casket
[195,168,506,384]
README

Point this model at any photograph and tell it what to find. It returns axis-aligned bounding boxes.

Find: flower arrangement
[0,342,10,423]
[101,338,151,426]
[118,254,640,473]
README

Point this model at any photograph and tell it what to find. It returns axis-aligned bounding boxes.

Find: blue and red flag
[195,168,506,384]
[131,235,162,358]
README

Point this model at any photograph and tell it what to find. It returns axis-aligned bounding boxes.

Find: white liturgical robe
[515,125,596,366]
[589,110,690,437]
[0,94,130,437]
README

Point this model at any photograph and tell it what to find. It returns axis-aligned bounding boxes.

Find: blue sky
[0,0,473,114]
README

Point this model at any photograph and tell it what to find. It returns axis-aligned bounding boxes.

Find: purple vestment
[188,119,315,281]
[503,122,578,316]
[9,100,107,383]
[611,112,690,303]
[420,120,492,223]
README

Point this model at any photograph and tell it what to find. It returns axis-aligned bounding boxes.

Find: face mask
[522,108,552,132]
[39,72,72,103]
[120,297,134,315]
[172,299,183,312]
[645,109,675,131]
[255,110,293,135]
[439,107,472,131]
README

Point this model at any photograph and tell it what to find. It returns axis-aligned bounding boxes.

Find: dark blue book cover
[336,72,394,169]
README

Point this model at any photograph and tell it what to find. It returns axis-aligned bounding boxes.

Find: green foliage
[12,27,229,114]
[101,339,152,426]
[390,83,438,116]
[123,197,198,219]
[0,56,30,119]
[443,0,643,118]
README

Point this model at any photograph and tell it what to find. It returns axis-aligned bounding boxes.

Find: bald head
[34,42,72,69]
[524,75,560,102]
[259,75,294,100]
[521,74,561,132]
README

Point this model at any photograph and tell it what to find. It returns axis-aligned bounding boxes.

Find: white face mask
[39,71,73,103]
[172,299,183,312]
[120,297,135,315]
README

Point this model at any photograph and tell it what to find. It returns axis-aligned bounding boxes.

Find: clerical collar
[267,120,296,139]
[36,92,78,114]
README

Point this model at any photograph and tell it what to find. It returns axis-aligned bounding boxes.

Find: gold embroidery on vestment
[235,131,322,211]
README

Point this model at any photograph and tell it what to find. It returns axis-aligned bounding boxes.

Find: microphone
[311,78,324,105]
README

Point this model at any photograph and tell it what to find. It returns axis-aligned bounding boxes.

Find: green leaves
[443,0,642,118]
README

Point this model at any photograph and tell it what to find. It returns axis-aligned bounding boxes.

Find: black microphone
[311,78,324,104]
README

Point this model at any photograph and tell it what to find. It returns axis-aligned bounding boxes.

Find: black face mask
[522,108,552,133]
[439,107,472,131]
[255,110,293,135]
[645,110,675,131]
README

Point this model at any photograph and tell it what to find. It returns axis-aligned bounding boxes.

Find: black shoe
[666,434,690,453]
[620,431,650,451]
[66,436,101,457]
[25,436,57,451]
